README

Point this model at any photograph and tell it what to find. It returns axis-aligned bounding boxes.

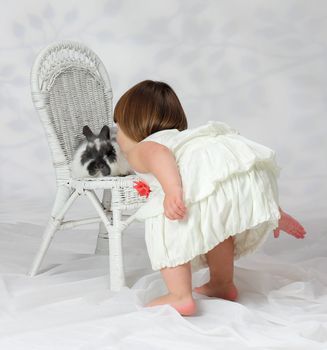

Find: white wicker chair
[29,41,147,291]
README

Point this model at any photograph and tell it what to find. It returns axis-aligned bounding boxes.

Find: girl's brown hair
[113,80,188,142]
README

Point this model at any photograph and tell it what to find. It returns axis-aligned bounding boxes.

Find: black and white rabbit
[70,125,134,178]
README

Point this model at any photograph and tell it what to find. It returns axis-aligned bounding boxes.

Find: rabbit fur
[70,125,134,178]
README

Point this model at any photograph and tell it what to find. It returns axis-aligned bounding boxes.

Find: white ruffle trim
[150,214,280,272]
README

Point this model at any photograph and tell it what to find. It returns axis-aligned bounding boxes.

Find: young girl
[113,80,307,316]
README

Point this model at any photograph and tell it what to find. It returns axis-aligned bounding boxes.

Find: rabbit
[70,125,134,178]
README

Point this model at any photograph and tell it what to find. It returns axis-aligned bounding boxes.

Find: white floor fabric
[0,196,326,349]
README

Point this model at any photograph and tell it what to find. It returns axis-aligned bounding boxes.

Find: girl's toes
[296,228,305,236]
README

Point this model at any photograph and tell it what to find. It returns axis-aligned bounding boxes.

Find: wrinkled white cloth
[133,121,282,271]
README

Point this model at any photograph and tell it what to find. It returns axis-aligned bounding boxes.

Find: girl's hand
[163,186,187,221]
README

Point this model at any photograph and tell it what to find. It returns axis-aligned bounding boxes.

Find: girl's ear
[99,125,110,140]
[83,125,95,141]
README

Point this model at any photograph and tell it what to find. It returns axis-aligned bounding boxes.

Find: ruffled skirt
[144,162,281,272]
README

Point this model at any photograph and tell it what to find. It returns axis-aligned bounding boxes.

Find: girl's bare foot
[193,281,238,301]
[145,293,197,316]
[274,208,307,239]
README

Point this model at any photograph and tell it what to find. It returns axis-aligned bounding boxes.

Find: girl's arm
[127,141,187,220]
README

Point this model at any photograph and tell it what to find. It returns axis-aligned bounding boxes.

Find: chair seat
[66,175,148,208]
[67,174,140,189]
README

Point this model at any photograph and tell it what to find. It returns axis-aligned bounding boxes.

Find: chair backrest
[30,41,113,181]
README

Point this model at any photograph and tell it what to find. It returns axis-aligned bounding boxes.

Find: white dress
[132,120,281,272]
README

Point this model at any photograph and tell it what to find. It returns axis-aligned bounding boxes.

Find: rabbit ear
[83,125,95,141]
[99,125,110,140]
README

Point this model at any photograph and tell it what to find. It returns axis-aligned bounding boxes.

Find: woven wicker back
[31,41,113,167]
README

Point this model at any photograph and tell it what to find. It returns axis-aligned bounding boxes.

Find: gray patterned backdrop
[0,0,326,221]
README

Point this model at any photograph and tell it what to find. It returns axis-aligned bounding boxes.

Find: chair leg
[51,184,75,218]
[111,207,125,291]
[95,189,112,255]
[85,190,125,291]
[28,187,79,277]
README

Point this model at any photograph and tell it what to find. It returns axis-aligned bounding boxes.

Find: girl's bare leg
[193,206,307,300]
[193,236,238,301]
[145,262,197,316]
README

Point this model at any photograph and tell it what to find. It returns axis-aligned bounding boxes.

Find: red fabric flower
[133,180,152,198]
